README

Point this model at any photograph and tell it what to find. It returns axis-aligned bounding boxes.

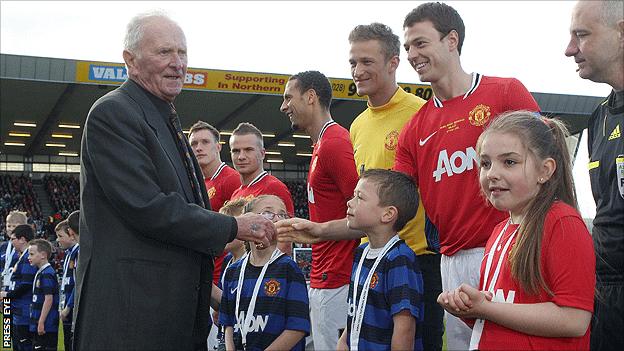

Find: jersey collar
[432,72,482,108]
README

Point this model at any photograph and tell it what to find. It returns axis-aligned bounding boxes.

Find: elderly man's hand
[275,218,323,245]
[235,213,275,249]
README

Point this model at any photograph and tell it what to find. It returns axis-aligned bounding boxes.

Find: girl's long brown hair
[477,111,577,295]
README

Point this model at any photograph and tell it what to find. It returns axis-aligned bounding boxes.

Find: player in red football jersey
[229,122,294,256]
[189,120,242,285]
[397,3,540,349]
[280,70,359,350]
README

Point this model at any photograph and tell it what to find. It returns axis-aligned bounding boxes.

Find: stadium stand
[0,174,42,238]
[44,175,79,217]
[285,179,309,220]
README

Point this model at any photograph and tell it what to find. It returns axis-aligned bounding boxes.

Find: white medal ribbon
[2,241,15,287]
[350,235,400,350]
[32,262,51,299]
[7,249,28,291]
[235,248,283,347]
[60,244,79,308]
[469,220,518,350]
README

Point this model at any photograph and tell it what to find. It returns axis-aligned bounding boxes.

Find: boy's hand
[212,309,219,327]
[336,329,349,351]
[38,321,45,335]
[61,306,71,321]
[0,291,6,298]
[275,218,322,245]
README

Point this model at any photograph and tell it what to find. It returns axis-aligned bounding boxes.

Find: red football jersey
[230,171,295,217]
[395,74,540,255]
[307,121,359,289]
[204,162,241,285]
[204,162,241,212]
[473,201,595,350]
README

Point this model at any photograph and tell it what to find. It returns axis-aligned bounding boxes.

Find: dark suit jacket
[74,80,237,350]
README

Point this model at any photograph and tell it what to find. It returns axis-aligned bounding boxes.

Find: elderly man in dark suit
[73,11,275,350]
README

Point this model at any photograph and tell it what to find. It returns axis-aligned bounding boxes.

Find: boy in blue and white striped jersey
[220,195,310,351]
[338,169,424,351]
[28,238,59,350]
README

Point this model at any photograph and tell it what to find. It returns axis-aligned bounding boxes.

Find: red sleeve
[542,213,595,312]
[505,78,540,113]
[394,117,419,183]
[212,252,227,285]
[319,137,358,200]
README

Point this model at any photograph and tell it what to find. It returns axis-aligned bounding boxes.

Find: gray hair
[600,0,624,26]
[124,10,173,53]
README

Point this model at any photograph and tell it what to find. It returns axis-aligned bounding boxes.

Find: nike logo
[35,346,43,350]
[230,287,237,294]
[419,131,437,146]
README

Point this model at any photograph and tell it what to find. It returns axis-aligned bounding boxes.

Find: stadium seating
[285,179,309,220]
[0,174,43,238]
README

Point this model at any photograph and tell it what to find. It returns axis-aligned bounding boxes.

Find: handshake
[234,215,322,249]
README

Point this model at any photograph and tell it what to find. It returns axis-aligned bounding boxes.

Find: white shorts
[207,307,219,350]
[309,285,349,351]
[441,247,484,351]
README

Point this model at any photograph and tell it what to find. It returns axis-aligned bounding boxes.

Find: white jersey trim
[210,162,227,181]
[247,171,269,188]
[432,73,482,108]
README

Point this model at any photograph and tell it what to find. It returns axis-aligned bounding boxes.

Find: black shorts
[33,332,58,351]
[419,253,444,351]
[591,280,624,350]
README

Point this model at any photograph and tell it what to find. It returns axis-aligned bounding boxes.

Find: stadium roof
[1,53,604,167]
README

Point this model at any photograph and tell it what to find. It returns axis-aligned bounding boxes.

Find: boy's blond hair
[6,210,27,224]
[219,198,248,217]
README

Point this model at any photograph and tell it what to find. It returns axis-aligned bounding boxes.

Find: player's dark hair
[348,23,400,61]
[476,111,576,295]
[403,2,466,55]
[360,169,418,232]
[232,122,264,148]
[289,71,333,111]
[189,120,220,144]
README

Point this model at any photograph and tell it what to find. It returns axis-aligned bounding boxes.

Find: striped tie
[169,104,206,208]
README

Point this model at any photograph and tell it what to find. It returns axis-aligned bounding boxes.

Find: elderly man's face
[565,1,624,86]
[124,17,188,102]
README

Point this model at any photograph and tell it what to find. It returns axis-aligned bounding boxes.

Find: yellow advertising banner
[75,60,432,101]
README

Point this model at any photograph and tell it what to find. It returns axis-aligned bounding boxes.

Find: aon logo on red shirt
[433,147,478,182]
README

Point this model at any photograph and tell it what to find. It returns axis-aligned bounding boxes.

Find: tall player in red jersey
[189,120,241,285]
[397,3,540,349]
[280,71,359,351]
[229,122,294,256]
